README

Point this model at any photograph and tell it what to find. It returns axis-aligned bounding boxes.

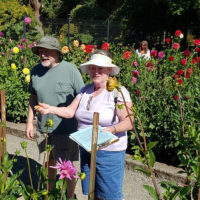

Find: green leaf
[149,150,156,167]
[147,142,158,150]
[134,166,151,176]
[143,185,158,200]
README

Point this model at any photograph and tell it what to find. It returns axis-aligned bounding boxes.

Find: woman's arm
[103,101,133,134]
[37,97,80,118]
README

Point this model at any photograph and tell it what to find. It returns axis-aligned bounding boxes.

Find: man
[26,36,84,198]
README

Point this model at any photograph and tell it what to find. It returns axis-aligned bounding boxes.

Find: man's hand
[26,123,34,139]
[36,102,52,115]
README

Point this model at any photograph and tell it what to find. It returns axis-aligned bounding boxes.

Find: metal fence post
[23,17,26,39]
[68,18,71,48]
[107,19,110,43]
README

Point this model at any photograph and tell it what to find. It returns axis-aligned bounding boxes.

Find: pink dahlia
[132,70,139,77]
[22,38,26,43]
[0,32,4,37]
[24,17,31,24]
[132,60,138,67]
[51,158,78,180]
[158,51,164,59]
[132,77,137,84]
[172,43,180,50]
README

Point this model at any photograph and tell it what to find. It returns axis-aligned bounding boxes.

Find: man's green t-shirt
[29,60,84,134]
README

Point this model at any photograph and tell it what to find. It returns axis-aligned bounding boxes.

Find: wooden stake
[88,112,99,200]
[0,90,6,157]
[0,123,2,170]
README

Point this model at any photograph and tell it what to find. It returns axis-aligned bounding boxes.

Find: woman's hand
[102,126,116,134]
[35,102,52,115]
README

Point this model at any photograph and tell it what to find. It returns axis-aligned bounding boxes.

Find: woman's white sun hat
[80,53,120,76]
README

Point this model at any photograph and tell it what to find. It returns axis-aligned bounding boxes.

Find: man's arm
[26,94,38,139]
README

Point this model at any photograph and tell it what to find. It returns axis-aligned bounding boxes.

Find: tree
[0,0,38,40]
[29,0,43,35]
[109,0,200,46]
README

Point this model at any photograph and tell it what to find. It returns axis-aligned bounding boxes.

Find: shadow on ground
[10,154,42,189]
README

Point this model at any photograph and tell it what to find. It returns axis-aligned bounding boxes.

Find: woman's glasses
[86,96,93,111]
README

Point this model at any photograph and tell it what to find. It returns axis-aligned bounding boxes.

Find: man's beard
[41,60,51,67]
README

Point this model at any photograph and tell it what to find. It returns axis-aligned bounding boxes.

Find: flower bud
[45,119,54,127]
[106,77,117,91]
[79,172,86,180]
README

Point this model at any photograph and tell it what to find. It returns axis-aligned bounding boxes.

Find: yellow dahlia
[73,40,79,47]
[25,75,30,83]
[11,63,16,70]
[13,47,19,54]
[23,68,30,75]
[61,46,69,54]
[80,44,86,51]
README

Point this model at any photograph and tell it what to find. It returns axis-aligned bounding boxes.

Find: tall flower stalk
[44,118,54,195]
[107,77,162,200]
[50,158,80,200]
[20,141,33,189]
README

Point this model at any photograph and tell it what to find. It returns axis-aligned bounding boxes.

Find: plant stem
[198,146,200,200]
[24,148,33,189]
[61,179,66,200]
[177,89,184,136]
[119,88,162,200]
[119,90,144,152]
[45,129,49,193]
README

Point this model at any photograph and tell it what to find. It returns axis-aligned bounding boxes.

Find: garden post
[88,112,99,200]
[68,17,71,48]
[107,19,110,43]
[23,17,26,39]
[0,90,6,160]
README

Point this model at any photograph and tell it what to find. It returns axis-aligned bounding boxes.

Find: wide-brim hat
[80,54,120,76]
[32,36,62,55]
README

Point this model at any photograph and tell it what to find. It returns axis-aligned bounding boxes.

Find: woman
[38,49,133,200]
[136,40,151,60]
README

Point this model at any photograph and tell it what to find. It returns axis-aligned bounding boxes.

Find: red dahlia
[177,79,183,85]
[180,59,187,66]
[168,56,174,61]
[165,37,171,44]
[123,51,132,59]
[150,50,157,57]
[183,50,191,57]
[173,95,179,100]
[85,44,93,53]
[172,43,180,50]
[136,90,140,95]
[101,42,110,50]
[146,62,152,67]
[194,39,200,46]
[195,47,200,53]
[177,69,184,75]
[175,30,182,37]
[173,74,180,79]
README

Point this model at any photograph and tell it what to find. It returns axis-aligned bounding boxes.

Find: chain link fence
[41,18,122,46]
